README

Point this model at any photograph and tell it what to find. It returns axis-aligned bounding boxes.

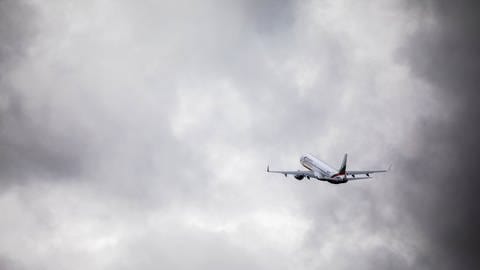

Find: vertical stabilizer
[338,153,347,175]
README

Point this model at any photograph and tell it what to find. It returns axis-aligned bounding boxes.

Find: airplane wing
[312,176,372,181]
[266,166,315,178]
[344,176,372,181]
[346,170,387,176]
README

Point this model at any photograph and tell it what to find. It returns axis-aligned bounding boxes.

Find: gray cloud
[397,0,480,268]
[1,0,475,269]
[0,0,87,184]
[0,255,24,270]
[242,0,296,33]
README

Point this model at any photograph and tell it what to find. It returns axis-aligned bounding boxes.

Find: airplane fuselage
[300,154,347,183]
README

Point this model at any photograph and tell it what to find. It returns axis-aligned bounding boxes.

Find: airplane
[267,153,388,184]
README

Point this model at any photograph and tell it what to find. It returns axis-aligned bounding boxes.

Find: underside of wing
[346,170,387,176]
[315,176,371,181]
[266,166,315,178]
[345,176,372,181]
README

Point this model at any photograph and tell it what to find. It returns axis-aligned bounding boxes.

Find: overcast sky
[1,0,479,269]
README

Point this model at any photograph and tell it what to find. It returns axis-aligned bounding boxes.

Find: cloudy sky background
[1,0,479,269]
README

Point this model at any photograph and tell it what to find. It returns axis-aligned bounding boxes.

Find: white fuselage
[300,153,337,178]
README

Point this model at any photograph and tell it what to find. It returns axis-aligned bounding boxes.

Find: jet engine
[294,175,304,180]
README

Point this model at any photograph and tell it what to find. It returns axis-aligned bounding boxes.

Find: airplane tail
[338,153,347,175]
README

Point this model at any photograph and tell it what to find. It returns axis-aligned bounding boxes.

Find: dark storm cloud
[401,0,480,268]
[0,0,86,184]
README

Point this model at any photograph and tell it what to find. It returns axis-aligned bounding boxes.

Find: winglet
[267,165,270,172]
[388,164,393,171]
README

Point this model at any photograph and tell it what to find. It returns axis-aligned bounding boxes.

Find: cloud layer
[400,0,480,268]
[0,0,478,269]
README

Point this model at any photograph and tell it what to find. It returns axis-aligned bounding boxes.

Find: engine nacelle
[294,175,304,180]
